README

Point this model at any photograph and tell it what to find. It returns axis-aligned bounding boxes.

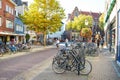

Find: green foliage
[99,13,104,30]
[20,0,65,46]
[66,14,93,31]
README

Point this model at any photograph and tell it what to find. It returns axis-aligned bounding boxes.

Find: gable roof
[12,0,22,6]
[67,7,102,21]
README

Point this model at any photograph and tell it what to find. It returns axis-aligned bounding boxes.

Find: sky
[22,0,105,14]
[22,0,105,37]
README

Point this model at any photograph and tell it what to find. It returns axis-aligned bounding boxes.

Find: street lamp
[85,19,88,26]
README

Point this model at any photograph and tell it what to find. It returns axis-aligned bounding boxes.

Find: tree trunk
[43,31,46,46]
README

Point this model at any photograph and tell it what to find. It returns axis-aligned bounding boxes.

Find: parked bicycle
[52,45,92,75]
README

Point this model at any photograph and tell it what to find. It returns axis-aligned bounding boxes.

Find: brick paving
[0,46,120,80]
[0,45,53,60]
[33,48,120,80]
[87,48,120,80]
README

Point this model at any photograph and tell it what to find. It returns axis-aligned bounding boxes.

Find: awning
[0,32,25,36]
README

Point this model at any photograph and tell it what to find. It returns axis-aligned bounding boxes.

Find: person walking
[100,37,104,48]
[95,33,101,48]
[65,38,68,47]
[56,39,60,48]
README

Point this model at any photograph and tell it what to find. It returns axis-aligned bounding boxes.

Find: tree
[66,21,72,30]
[99,13,104,30]
[20,0,65,46]
[66,14,93,40]
[66,14,93,31]
[80,28,92,38]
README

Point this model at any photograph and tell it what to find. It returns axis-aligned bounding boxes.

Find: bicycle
[52,46,92,75]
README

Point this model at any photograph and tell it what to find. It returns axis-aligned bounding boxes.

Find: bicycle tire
[52,57,66,74]
[80,60,92,75]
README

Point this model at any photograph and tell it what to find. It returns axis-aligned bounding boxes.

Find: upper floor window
[11,8,14,15]
[0,17,2,26]
[16,24,23,32]
[0,0,2,9]
[6,5,9,12]
[6,20,13,29]
[6,5,14,15]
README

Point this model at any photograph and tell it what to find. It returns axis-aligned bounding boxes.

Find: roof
[67,7,102,21]
[12,0,22,6]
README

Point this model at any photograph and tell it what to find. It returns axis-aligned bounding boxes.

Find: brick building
[65,7,103,42]
[0,0,16,44]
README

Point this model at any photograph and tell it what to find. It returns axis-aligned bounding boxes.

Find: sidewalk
[87,48,120,80]
[1,46,120,80]
[32,48,120,80]
[0,45,54,60]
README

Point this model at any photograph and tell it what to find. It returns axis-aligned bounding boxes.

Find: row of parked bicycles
[52,42,99,75]
[0,43,31,56]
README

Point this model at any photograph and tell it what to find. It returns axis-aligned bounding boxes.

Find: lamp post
[85,19,88,26]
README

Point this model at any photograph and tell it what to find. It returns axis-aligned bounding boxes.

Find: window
[6,5,9,12]
[11,8,14,15]
[6,5,14,15]
[0,0,1,9]
[16,24,23,32]
[0,17,1,26]
[6,20,13,29]
[9,7,11,13]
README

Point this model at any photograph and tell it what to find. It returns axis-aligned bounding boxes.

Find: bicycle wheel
[52,57,66,74]
[80,60,92,75]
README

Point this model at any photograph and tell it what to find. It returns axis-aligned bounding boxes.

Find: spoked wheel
[80,60,92,75]
[52,57,66,74]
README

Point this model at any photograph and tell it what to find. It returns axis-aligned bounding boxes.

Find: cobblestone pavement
[33,48,120,80]
[0,45,53,60]
[87,48,120,80]
[0,46,120,80]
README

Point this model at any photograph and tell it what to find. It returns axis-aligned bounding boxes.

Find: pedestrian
[56,39,60,48]
[100,37,104,48]
[95,33,101,48]
[65,38,68,47]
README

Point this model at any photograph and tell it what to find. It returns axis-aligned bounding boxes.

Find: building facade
[13,0,25,44]
[0,0,16,44]
[104,0,120,66]
[66,7,102,41]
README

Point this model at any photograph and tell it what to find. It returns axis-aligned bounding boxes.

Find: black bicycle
[52,47,92,75]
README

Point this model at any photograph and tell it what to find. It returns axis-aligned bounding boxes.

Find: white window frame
[11,8,14,15]
[0,0,2,9]
[0,17,2,26]
[16,24,23,32]
[6,20,13,29]
[6,5,9,12]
